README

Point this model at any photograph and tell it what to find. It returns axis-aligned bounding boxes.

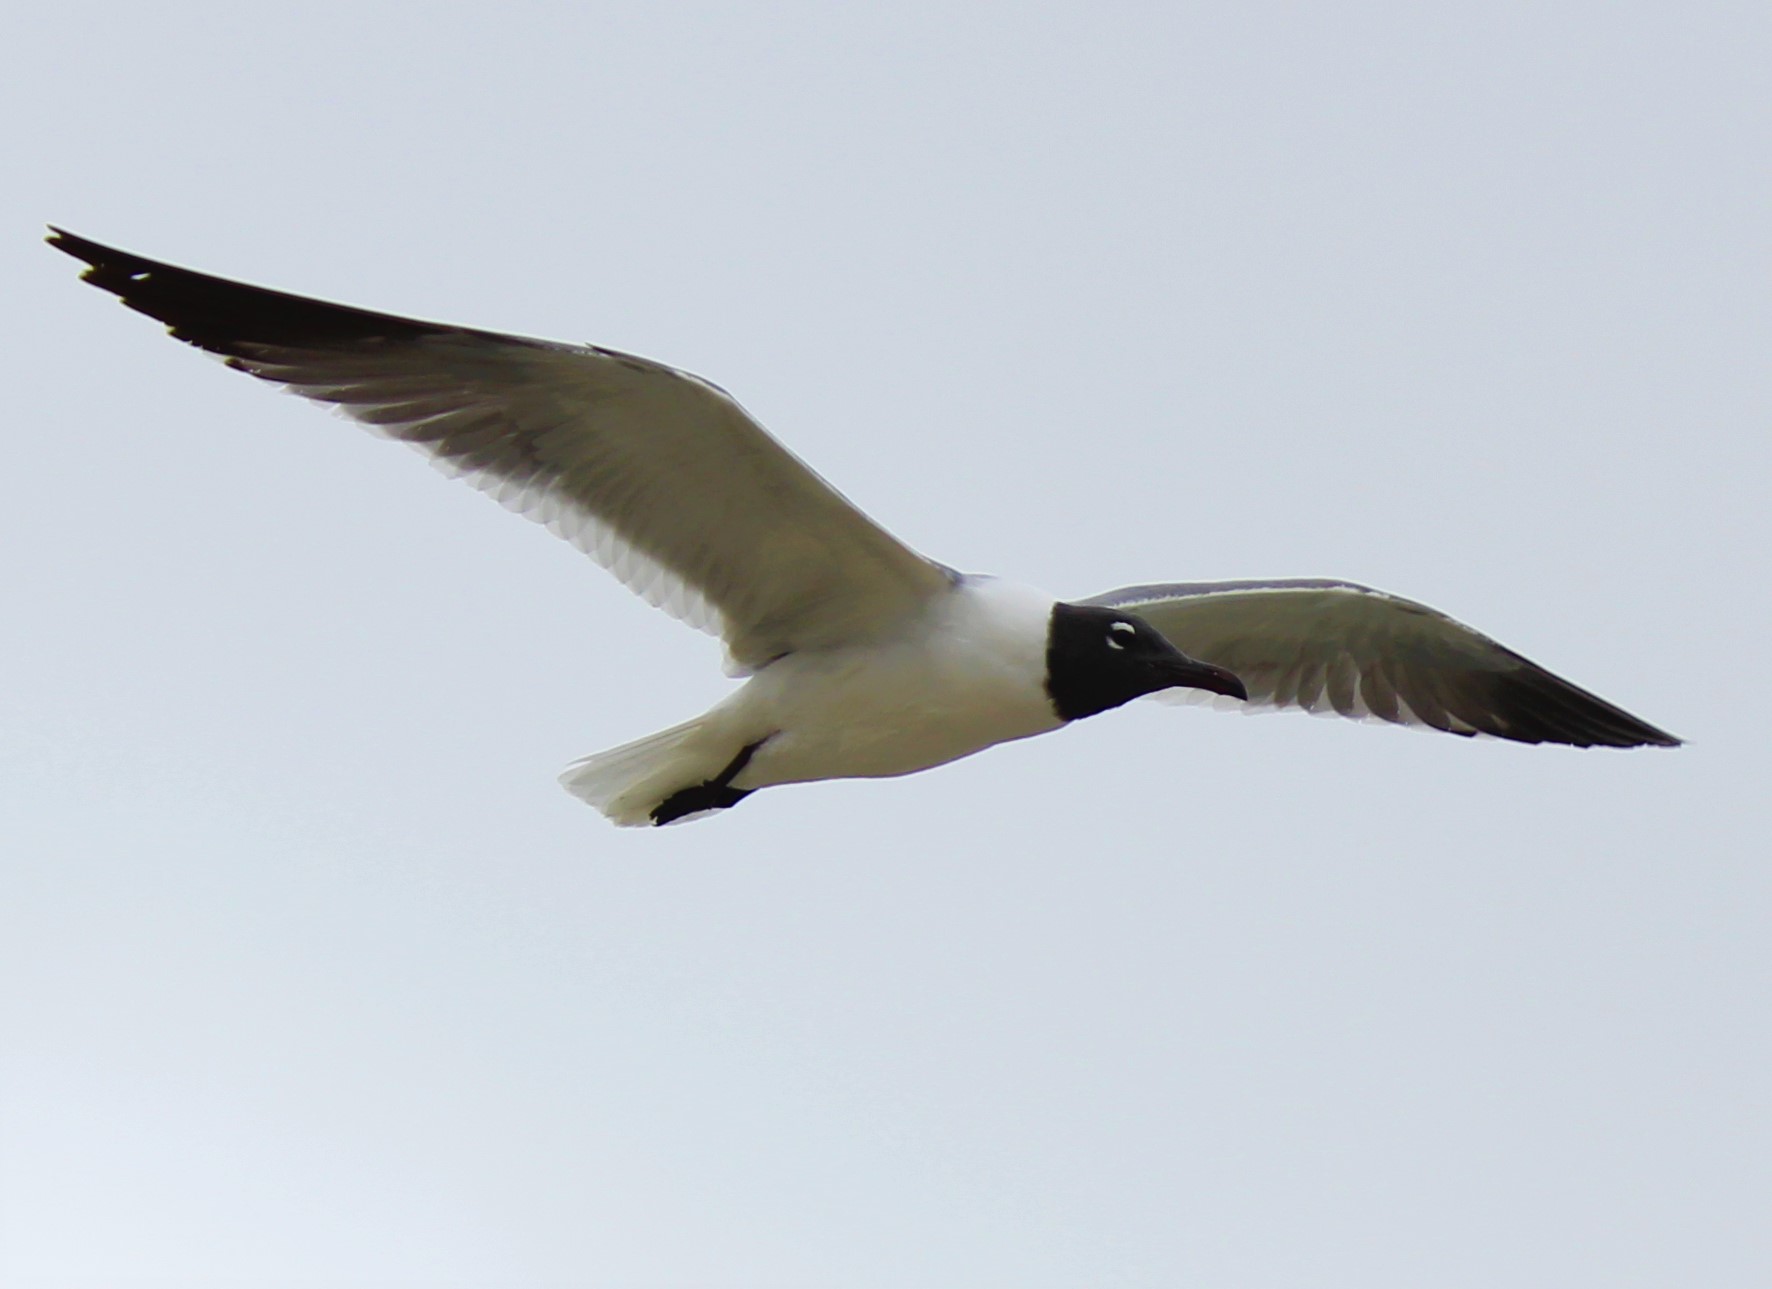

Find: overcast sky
[3,3,1768,1286]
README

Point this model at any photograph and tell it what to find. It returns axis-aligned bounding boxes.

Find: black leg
[649,739,768,826]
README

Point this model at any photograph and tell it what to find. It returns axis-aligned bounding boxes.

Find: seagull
[49,229,1679,826]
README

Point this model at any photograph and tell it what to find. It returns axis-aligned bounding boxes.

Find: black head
[1044,603,1248,722]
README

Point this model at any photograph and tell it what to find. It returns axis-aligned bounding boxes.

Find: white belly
[722,577,1064,789]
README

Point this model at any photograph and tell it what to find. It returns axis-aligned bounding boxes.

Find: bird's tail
[558,716,723,827]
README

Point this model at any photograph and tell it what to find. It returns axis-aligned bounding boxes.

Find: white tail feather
[559,716,719,827]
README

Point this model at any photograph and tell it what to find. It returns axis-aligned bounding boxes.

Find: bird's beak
[1159,654,1248,702]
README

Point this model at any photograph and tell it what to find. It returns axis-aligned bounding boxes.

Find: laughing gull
[49,229,1679,825]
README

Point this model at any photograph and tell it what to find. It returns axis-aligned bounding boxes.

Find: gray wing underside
[1085,579,1679,748]
[50,228,954,671]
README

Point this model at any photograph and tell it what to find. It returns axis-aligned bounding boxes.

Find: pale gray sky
[4,3,1768,1286]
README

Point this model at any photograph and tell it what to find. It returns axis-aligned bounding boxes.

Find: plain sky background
[3,3,1767,1286]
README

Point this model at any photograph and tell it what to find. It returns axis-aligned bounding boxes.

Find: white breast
[726,577,1063,789]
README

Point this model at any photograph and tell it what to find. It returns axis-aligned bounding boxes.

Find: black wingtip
[47,227,172,307]
[47,227,462,355]
[1478,658,1684,750]
[46,226,133,275]
[46,226,114,281]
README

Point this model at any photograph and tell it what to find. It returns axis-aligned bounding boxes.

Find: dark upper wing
[1085,578,1679,748]
[50,228,954,671]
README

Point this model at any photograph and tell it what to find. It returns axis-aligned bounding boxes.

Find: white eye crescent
[1110,621,1137,635]
[1105,634,1126,651]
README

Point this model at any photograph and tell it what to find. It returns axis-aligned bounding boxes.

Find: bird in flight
[50,229,1679,825]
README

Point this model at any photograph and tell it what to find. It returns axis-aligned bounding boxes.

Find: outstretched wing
[1085,579,1678,748]
[50,228,955,671]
